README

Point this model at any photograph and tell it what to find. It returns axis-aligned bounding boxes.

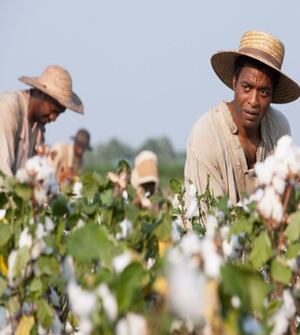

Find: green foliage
[249,232,273,269]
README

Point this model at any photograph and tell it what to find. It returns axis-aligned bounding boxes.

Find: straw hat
[71,128,92,151]
[211,30,300,103]
[19,65,84,114]
[131,150,159,190]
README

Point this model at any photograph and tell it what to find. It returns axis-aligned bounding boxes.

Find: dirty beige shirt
[0,91,45,175]
[48,143,82,179]
[184,101,291,205]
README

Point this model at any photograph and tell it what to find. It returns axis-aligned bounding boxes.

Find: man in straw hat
[0,65,84,176]
[48,128,92,184]
[185,30,300,205]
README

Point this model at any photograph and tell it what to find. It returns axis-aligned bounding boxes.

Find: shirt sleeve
[184,121,226,208]
[0,94,21,176]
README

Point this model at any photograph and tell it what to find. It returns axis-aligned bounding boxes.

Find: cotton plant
[16,154,58,205]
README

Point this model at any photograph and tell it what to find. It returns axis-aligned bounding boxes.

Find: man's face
[35,94,66,125]
[232,65,273,130]
[74,142,86,158]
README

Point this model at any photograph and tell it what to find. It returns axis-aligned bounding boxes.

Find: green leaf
[37,256,60,277]
[0,277,7,296]
[154,214,172,241]
[14,247,30,277]
[249,232,273,269]
[286,243,300,259]
[115,262,146,312]
[100,189,114,206]
[169,178,182,194]
[36,299,54,329]
[0,224,12,247]
[67,224,114,263]
[271,258,292,285]
[221,264,271,313]
[15,183,32,201]
[50,195,69,216]
[29,277,43,296]
[285,212,300,242]
[81,172,101,199]
[230,218,253,236]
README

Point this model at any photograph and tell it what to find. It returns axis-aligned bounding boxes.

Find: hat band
[239,47,282,70]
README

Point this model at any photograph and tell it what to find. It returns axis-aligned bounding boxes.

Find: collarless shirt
[184,101,291,204]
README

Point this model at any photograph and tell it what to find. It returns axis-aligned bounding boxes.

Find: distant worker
[131,150,159,208]
[0,65,84,176]
[49,129,92,183]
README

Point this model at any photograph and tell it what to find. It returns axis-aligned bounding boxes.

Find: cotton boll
[222,235,243,260]
[167,258,205,324]
[68,281,96,318]
[16,168,30,183]
[112,252,132,273]
[272,175,286,195]
[7,250,17,286]
[19,227,33,249]
[31,239,46,260]
[36,223,47,239]
[97,284,118,322]
[201,238,222,279]
[179,232,202,257]
[255,156,277,186]
[186,198,198,219]
[116,313,148,335]
[72,181,82,199]
[45,216,55,232]
[0,209,6,220]
[205,215,218,238]
[116,219,132,240]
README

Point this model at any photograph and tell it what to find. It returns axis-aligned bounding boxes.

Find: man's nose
[249,90,259,107]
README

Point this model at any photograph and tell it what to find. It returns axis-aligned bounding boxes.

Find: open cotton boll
[272,175,286,195]
[257,187,282,222]
[68,281,96,318]
[201,238,223,279]
[167,258,205,324]
[274,135,293,161]
[72,181,82,199]
[116,313,148,335]
[222,235,243,260]
[15,168,30,183]
[19,227,33,249]
[255,156,277,186]
[179,232,202,257]
[205,215,218,238]
[97,284,118,322]
[112,252,132,273]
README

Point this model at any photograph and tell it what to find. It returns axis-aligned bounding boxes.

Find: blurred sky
[0,1,300,150]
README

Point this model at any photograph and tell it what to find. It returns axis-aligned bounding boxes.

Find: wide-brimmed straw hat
[19,65,84,114]
[71,128,92,151]
[211,30,300,103]
[131,150,159,190]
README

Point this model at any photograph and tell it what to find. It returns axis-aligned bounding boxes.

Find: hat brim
[18,76,84,114]
[211,51,300,104]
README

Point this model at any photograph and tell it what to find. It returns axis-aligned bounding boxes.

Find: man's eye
[260,89,270,97]
[242,85,251,92]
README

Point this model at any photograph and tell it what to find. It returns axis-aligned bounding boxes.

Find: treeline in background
[84,136,185,187]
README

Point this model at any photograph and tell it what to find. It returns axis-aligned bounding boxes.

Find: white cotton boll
[36,223,47,239]
[170,319,184,332]
[270,309,289,335]
[31,239,46,260]
[201,238,222,279]
[275,136,293,161]
[271,199,284,223]
[7,250,17,286]
[286,150,300,175]
[172,195,180,209]
[116,313,148,335]
[167,258,205,324]
[34,186,48,205]
[72,181,82,199]
[78,318,93,335]
[19,227,33,249]
[249,188,264,203]
[255,156,277,186]
[147,257,155,269]
[257,187,276,219]
[205,215,218,238]
[222,235,243,260]
[112,252,132,273]
[282,290,296,318]
[0,209,6,220]
[16,168,30,183]
[179,232,202,257]
[118,219,132,239]
[171,220,181,242]
[231,296,241,308]
[62,256,75,282]
[186,198,198,219]
[189,184,197,198]
[97,284,118,322]
[68,281,96,318]
[220,226,229,240]
[167,248,185,267]
[45,217,55,232]
[76,219,85,229]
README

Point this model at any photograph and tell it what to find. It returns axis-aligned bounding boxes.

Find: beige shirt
[0,91,44,175]
[48,143,81,180]
[185,101,291,204]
